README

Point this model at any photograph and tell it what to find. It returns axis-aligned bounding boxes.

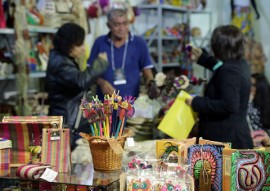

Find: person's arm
[191,47,221,71]
[87,38,100,66]
[48,53,109,91]
[142,68,154,86]
[96,78,115,95]
[189,65,243,114]
[88,38,114,94]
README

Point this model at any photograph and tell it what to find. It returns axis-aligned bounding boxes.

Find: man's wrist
[96,78,105,86]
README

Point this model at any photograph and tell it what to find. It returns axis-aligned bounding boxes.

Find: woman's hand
[98,52,108,61]
[190,47,203,61]
[96,78,115,95]
[185,97,194,106]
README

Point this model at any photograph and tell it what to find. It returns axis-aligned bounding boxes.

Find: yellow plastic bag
[158,90,197,139]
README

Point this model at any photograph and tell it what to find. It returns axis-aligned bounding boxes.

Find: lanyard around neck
[110,38,128,71]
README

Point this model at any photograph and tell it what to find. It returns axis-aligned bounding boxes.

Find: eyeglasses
[110,21,129,27]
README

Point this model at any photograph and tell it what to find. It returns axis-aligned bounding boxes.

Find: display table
[0,163,122,190]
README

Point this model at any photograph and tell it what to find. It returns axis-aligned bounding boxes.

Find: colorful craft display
[125,155,194,191]
[80,91,135,138]
[188,144,224,191]
[231,150,270,191]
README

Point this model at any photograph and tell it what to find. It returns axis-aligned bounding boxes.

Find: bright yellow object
[158,90,197,139]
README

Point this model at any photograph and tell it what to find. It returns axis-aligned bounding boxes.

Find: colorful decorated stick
[103,94,113,137]
[111,91,121,137]
[117,96,135,137]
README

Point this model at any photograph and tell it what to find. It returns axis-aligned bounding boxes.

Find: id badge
[113,68,127,85]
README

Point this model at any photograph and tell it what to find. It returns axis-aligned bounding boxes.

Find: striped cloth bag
[0,122,50,165]
[41,128,71,173]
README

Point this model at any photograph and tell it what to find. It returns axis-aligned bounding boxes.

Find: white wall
[193,0,270,80]
[253,0,270,80]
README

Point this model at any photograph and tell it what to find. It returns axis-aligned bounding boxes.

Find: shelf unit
[136,4,212,72]
[0,71,46,80]
[0,26,54,81]
[0,25,57,35]
[0,26,55,102]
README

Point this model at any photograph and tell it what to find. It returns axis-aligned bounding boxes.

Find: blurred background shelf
[0,72,46,80]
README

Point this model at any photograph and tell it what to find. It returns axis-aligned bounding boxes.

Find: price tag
[40,168,58,182]
[127,137,135,147]
[107,138,125,155]
[50,130,60,141]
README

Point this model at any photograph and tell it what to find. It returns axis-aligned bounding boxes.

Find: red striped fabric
[16,164,51,180]
[0,122,55,165]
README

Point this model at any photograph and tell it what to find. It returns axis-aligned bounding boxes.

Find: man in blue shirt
[88,6,154,99]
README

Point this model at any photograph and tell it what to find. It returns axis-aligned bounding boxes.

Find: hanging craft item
[14,4,32,115]
[230,0,260,36]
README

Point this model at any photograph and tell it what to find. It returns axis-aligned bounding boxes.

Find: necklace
[110,38,128,71]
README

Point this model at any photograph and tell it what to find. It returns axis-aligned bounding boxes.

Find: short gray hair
[107,8,127,22]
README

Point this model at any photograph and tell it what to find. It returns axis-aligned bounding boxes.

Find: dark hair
[211,25,245,61]
[53,23,85,56]
[252,73,270,128]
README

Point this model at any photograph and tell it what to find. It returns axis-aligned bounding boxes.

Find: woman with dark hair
[45,23,108,147]
[248,73,270,147]
[186,25,253,149]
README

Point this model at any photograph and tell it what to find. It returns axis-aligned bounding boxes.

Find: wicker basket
[81,129,132,171]
[88,136,127,171]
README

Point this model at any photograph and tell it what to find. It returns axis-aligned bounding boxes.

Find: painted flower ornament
[174,75,189,90]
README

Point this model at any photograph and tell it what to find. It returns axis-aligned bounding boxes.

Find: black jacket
[45,50,108,129]
[191,54,253,149]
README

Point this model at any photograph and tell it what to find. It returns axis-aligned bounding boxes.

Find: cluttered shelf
[0,26,57,35]
[0,71,46,80]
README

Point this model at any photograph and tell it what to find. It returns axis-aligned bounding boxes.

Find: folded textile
[16,164,51,180]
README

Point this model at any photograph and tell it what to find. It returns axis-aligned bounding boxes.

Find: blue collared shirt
[88,32,153,99]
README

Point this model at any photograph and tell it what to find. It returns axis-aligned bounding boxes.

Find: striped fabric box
[0,138,12,176]
[0,122,56,165]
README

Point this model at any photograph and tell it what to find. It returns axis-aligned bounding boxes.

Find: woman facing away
[186,25,253,149]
